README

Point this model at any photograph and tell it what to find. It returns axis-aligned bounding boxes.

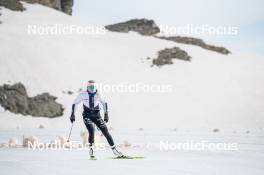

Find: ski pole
[67,123,74,142]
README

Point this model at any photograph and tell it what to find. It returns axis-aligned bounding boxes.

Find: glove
[70,113,75,123]
[104,112,109,123]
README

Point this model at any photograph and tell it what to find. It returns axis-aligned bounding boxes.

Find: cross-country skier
[70,80,124,159]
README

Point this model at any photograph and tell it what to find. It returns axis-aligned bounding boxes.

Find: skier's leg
[91,114,123,157]
[91,115,115,146]
[83,117,96,158]
[83,117,95,145]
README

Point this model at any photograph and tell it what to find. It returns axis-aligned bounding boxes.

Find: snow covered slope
[0,3,264,130]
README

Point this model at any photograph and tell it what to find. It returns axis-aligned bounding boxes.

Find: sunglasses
[88,85,95,90]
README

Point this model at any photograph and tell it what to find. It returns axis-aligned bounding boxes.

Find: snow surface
[0,128,264,175]
[0,3,264,175]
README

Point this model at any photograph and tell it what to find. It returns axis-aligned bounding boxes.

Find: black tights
[83,113,115,146]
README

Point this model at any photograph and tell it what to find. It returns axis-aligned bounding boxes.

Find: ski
[108,155,144,159]
[90,155,97,160]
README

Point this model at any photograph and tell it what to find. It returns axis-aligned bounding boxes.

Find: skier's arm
[99,93,109,122]
[71,93,83,115]
[99,93,108,114]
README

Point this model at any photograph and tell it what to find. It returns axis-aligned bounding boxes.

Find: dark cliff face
[151,47,191,67]
[0,0,73,15]
[105,18,160,36]
[0,0,25,11]
[157,36,231,55]
[0,83,64,118]
[60,0,73,15]
[105,19,231,56]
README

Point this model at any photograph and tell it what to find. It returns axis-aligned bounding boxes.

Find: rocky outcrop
[0,8,2,24]
[105,18,160,36]
[23,0,73,15]
[105,19,230,55]
[0,0,73,15]
[60,0,73,15]
[0,83,63,118]
[151,47,191,67]
[157,36,231,55]
[23,0,61,11]
[0,0,25,11]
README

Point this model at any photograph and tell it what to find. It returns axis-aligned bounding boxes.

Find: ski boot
[111,145,127,158]
[89,144,96,160]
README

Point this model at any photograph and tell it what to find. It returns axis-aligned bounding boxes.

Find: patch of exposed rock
[23,0,73,15]
[157,36,231,55]
[151,47,191,67]
[0,0,73,15]
[105,19,230,55]
[0,83,63,118]
[0,8,2,24]
[0,0,24,11]
[105,18,160,36]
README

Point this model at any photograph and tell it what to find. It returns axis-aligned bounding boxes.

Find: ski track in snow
[0,128,264,175]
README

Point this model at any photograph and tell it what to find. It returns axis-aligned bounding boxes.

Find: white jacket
[72,90,107,114]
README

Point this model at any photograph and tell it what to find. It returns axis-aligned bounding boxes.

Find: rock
[105,19,230,54]
[8,137,19,147]
[67,91,73,95]
[157,36,231,55]
[23,0,61,10]
[62,90,73,95]
[22,0,73,15]
[0,0,73,15]
[0,83,29,115]
[39,124,45,129]
[22,135,38,147]
[0,8,2,24]
[138,128,144,131]
[213,128,220,133]
[105,18,160,36]
[0,0,25,11]
[0,82,64,118]
[61,0,73,15]
[58,136,67,145]
[28,93,63,117]
[152,47,191,67]
[0,142,8,148]
[171,128,177,132]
